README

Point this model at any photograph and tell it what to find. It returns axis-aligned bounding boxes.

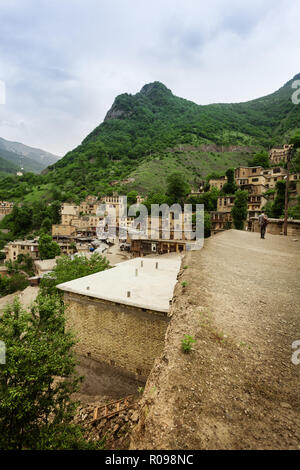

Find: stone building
[57,257,181,382]
[210,212,232,234]
[79,196,99,215]
[217,196,235,212]
[262,167,287,189]
[34,258,57,276]
[235,166,264,180]
[130,239,188,257]
[4,238,75,262]
[209,176,227,191]
[269,144,293,165]
[4,239,39,262]
[0,201,14,216]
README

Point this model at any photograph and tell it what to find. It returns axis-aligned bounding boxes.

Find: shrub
[181,335,196,353]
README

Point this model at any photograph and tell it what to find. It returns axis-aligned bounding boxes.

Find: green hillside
[0,74,299,201]
[0,137,59,174]
[0,153,19,176]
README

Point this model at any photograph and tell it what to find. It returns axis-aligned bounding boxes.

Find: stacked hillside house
[269,144,293,165]
[211,165,277,233]
[52,198,103,243]
[209,176,227,191]
[3,237,76,263]
[0,201,14,216]
[210,152,300,234]
[129,211,196,257]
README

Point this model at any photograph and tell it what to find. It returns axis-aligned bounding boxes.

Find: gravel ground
[130,230,300,450]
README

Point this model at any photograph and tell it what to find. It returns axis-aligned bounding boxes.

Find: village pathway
[130,230,300,449]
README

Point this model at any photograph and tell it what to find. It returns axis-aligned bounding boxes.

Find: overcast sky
[0,0,299,156]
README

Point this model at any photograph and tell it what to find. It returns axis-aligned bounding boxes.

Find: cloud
[0,0,299,155]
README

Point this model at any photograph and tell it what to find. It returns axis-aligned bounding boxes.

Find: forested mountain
[0,137,59,174]
[0,74,299,202]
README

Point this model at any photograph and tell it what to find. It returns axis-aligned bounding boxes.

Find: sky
[0,0,299,156]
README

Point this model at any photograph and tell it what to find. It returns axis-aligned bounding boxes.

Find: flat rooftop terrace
[57,256,182,313]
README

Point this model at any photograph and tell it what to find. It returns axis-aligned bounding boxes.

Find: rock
[112,424,120,433]
[280,402,292,409]
[131,411,139,422]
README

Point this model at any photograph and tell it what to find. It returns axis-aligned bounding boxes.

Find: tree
[127,190,138,206]
[290,132,300,149]
[40,253,111,295]
[0,273,28,297]
[231,190,248,230]
[40,217,52,234]
[166,172,191,204]
[0,296,101,449]
[248,150,270,168]
[38,234,61,260]
[272,180,286,218]
[188,187,219,212]
[221,168,237,195]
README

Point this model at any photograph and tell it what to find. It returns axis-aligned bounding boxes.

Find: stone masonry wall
[64,292,169,382]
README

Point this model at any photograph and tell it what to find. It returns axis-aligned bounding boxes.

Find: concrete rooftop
[57,256,181,313]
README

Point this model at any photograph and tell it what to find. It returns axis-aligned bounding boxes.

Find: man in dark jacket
[258,212,268,239]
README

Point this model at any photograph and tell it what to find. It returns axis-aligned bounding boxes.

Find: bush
[181,335,196,353]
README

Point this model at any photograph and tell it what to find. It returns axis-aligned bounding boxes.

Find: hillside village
[0,144,299,276]
[0,78,300,449]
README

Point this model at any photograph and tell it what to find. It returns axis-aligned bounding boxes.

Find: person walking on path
[258,212,268,239]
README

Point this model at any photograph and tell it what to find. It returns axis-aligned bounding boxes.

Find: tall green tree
[231,190,248,230]
[166,172,191,204]
[38,234,61,260]
[40,253,111,296]
[126,190,138,206]
[0,296,100,450]
[222,168,237,195]
[272,180,286,218]
[248,150,270,168]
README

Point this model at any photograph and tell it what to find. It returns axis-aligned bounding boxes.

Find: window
[252,178,259,182]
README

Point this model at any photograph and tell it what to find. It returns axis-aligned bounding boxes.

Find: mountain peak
[139,81,172,97]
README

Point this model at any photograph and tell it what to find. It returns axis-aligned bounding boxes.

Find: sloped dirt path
[130,230,300,449]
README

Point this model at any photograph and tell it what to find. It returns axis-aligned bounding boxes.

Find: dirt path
[0,286,39,312]
[130,230,300,450]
